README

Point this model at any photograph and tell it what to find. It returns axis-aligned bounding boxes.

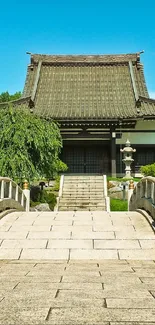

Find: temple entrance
[62,145,110,174]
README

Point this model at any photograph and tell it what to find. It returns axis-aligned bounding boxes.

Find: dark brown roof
[2,52,155,121]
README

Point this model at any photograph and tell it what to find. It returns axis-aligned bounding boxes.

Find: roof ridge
[139,95,155,104]
[30,53,141,64]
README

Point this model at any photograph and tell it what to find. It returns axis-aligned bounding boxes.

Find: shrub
[110,198,128,211]
[30,187,57,210]
[140,163,155,177]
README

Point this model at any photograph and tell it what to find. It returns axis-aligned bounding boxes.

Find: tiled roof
[7,53,155,121]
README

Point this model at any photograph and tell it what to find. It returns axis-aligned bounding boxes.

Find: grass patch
[110,198,128,211]
[107,176,142,182]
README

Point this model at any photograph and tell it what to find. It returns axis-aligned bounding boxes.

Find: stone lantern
[120,140,136,179]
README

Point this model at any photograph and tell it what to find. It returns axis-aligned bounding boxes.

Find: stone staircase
[58,175,107,211]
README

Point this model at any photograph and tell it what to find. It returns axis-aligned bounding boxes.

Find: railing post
[9,180,12,199]
[0,180,4,199]
[15,184,19,201]
[21,192,24,207]
[128,180,134,211]
[145,179,147,198]
[23,180,30,212]
[151,182,155,205]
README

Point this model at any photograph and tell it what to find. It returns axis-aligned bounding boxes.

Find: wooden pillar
[111,130,116,177]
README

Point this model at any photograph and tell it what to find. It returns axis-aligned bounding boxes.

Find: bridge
[0,176,155,324]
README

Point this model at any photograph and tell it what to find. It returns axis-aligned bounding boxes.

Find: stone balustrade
[129,176,155,220]
[0,177,28,212]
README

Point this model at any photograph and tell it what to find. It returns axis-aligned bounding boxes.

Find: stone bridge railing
[0,177,29,213]
[129,176,155,220]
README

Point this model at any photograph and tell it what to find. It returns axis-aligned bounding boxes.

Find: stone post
[23,180,30,212]
[120,139,136,179]
[128,180,134,211]
[110,130,116,177]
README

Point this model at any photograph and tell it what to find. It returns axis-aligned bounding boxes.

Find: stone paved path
[0,259,155,324]
[0,210,155,324]
[0,210,155,260]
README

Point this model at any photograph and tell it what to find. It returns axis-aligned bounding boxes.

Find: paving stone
[127,260,155,267]
[116,231,155,239]
[9,225,52,232]
[110,323,155,325]
[1,239,47,249]
[34,263,66,270]
[57,289,105,299]
[140,278,155,285]
[73,220,94,225]
[98,264,133,272]
[71,231,115,239]
[102,287,152,298]
[47,239,93,249]
[10,219,34,226]
[93,225,135,231]
[46,307,155,323]
[94,239,140,249]
[27,231,71,239]
[20,249,69,260]
[119,249,155,260]
[62,274,101,282]
[150,291,155,298]
[0,248,21,259]
[133,268,155,276]
[0,263,35,270]
[15,281,102,291]
[139,239,155,248]
[52,225,93,231]
[0,307,49,325]
[70,249,118,259]
[101,276,141,285]
[106,297,155,308]
[0,231,28,239]
[0,282,19,290]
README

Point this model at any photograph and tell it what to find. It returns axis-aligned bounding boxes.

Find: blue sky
[0,0,154,97]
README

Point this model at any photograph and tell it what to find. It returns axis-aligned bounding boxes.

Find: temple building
[2,52,155,176]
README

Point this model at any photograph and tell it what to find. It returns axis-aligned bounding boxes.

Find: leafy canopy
[0,91,22,102]
[140,163,155,177]
[0,106,67,181]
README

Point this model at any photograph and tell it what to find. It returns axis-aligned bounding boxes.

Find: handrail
[129,176,155,220]
[0,177,28,212]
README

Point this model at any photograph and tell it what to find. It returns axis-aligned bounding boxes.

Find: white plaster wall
[117,120,155,145]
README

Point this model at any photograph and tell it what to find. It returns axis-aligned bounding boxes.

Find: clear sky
[0,0,154,97]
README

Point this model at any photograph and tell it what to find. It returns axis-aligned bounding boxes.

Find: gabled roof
[1,52,155,121]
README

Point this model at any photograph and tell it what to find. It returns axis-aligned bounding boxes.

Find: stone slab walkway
[0,259,155,324]
[0,210,154,260]
[0,211,155,324]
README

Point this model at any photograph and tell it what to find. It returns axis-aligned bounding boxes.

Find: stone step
[60,198,105,204]
[62,195,104,198]
[59,202,106,207]
[65,179,103,184]
[63,189,104,195]
[58,206,106,211]
[58,175,106,211]
[63,187,104,190]
[63,184,103,191]
[64,176,103,179]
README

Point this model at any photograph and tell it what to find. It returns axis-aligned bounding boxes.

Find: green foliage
[52,176,60,191]
[0,106,67,181]
[30,189,57,210]
[110,198,128,211]
[0,91,21,102]
[140,163,155,177]
[107,176,142,182]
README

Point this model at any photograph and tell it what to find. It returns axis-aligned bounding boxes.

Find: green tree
[0,91,21,103]
[0,106,67,181]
